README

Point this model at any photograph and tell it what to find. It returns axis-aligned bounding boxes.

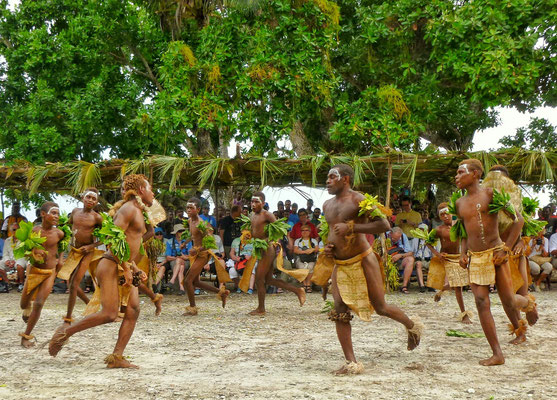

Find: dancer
[49,174,153,368]
[426,203,472,324]
[482,165,537,328]
[58,188,103,325]
[323,165,422,375]
[454,159,523,366]
[182,198,230,316]
[19,202,65,348]
[241,192,306,316]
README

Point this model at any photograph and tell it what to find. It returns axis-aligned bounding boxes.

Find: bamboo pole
[385,158,393,209]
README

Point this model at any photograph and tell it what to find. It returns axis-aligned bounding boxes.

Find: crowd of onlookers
[1,196,557,294]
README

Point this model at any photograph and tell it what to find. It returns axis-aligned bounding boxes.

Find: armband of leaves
[522,215,547,237]
[521,197,539,217]
[57,212,72,253]
[318,215,329,244]
[247,238,269,260]
[202,235,218,250]
[490,189,516,219]
[236,214,252,232]
[358,194,392,219]
[450,220,467,242]
[264,218,290,242]
[93,213,130,263]
[409,227,438,246]
[13,221,48,264]
[447,190,466,215]
[181,228,191,241]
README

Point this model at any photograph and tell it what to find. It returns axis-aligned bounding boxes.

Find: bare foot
[509,333,526,345]
[114,312,125,323]
[462,315,472,325]
[217,287,230,308]
[20,334,35,349]
[48,325,69,357]
[153,294,163,316]
[479,355,505,366]
[105,354,139,369]
[296,287,306,307]
[321,285,328,301]
[525,309,538,326]
[407,320,423,351]
[332,361,364,375]
[248,309,266,316]
[433,290,445,302]
[182,306,198,316]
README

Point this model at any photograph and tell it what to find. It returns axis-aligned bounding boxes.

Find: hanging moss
[179,44,197,67]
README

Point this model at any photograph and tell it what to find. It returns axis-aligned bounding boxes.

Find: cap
[171,224,186,234]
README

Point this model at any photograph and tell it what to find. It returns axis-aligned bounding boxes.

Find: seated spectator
[200,204,217,229]
[528,230,553,291]
[152,228,169,291]
[550,231,557,269]
[287,203,299,226]
[241,205,250,216]
[288,208,318,251]
[310,207,321,226]
[1,202,27,237]
[228,231,256,294]
[165,224,189,295]
[293,226,319,293]
[387,227,415,294]
[411,224,432,292]
[0,222,27,292]
[395,196,422,238]
[218,205,242,259]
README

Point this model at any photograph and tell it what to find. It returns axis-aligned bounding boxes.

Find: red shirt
[289,221,318,240]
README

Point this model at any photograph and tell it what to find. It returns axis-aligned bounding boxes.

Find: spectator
[228,231,256,294]
[546,203,557,237]
[410,224,432,292]
[200,204,217,229]
[1,202,27,237]
[285,199,292,215]
[277,201,285,218]
[293,226,319,293]
[152,228,169,292]
[233,190,244,209]
[306,198,314,214]
[0,222,27,292]
[395,196,422,238]
[241,205,250,216]
[387,227,415,294]
[548,231,557,272]
[218,205,243,259]
[288,208,318,251]
[310,207,321,226]
[528,229,553,291]
[287,203,299,226]
[165,224,189,295]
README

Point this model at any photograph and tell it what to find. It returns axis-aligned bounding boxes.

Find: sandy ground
[1,288,556,400]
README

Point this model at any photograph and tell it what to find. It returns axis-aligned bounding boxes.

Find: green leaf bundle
[202,235,218,250]
[489,188,516,219]
[358,194,391,219]
[264,218,290,242]
[385,254,400,292]
[447,190,465,215]
[409,227,438,246]
[247,238,269,260]
[93,213,130,263]
[449,220,467,242]
[196,220,210,236]
[236,214,252,232]
[522,215,547,237]
[446,329,484,338]
[522,197,540,216]
[318,215,329,244]
[57,212,72,253]
[181,229,191,241]
[13,221,47,264]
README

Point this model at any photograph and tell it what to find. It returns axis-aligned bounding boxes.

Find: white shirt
[529,237,549,258]
[0,237,28,268]
[411,237,433,260]
[549,233,557,255]
[294,238,318,250]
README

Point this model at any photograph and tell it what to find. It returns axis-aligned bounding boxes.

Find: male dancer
[455,159,523,366]
[246,192,305,316]
[49,174,153,368]
[182,198,230,316]
[58,188,103,325]
[19,202,64,348]
[323,165,422,374]
[426,203,472,324]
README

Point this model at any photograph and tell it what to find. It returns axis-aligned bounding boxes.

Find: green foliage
[409,227,437,246]
[57,212,72,253]
[247,238,269,260]
[318,215,329,244]
[236,214,252,232]
[180,227,191,241]
[13,221,47,264]
[522,197,540,216]
[446,330,484,338]
[500,118,557,151]
[93,213,131,263]
[490,189,516,218]
[202,234,218,250]
[358,193,390,219]
[264,218,290,242]
[522,214,547,237]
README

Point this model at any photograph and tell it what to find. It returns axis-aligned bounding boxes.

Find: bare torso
[188,217,204,248]
[32,226,64,270]
[456,187,502,252]
[436,224,460,254]
[113,201,146,263]
[323,191,370,260]
[71,208,102,248]
[250,210,274,240]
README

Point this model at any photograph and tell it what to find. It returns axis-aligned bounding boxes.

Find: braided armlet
[458,310,473,322]
[62,317,74,324]
[19,332,35,341]
[508,319,527,337]
[328,310,353,323]
[521,294,536,313]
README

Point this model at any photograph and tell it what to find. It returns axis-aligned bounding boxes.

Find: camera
[536,238,543,245]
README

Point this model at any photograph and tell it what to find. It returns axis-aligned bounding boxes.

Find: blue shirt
[287,213,299,226]
[200,214,217,229]
[388,232,413,253]
[165,237,188,257]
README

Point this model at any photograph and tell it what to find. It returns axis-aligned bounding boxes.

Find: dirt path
[1,289,556,399]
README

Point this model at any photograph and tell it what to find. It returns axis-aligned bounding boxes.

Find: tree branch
[128,45,163,92]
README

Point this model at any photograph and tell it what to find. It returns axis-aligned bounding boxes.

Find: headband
[82,191,98,199]
[438,207,449,216]
[251,196,263,203]
[48,207,60,214]
[329,168,341,179]
[186,202,197,208]
[459,164,470,174]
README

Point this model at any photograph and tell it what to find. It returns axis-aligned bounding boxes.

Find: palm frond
[66,161,101,195]
[301,153,327,187]
[125,158,152,176]
[152,156,188,191]
[196,158,225,188]
[26,163,61,195]
[399,154,418,188]
[471,151,498,174]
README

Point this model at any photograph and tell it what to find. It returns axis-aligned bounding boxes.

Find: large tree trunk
[195,128,215,156]
[420,128,474,151]
[289,120,315,156]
